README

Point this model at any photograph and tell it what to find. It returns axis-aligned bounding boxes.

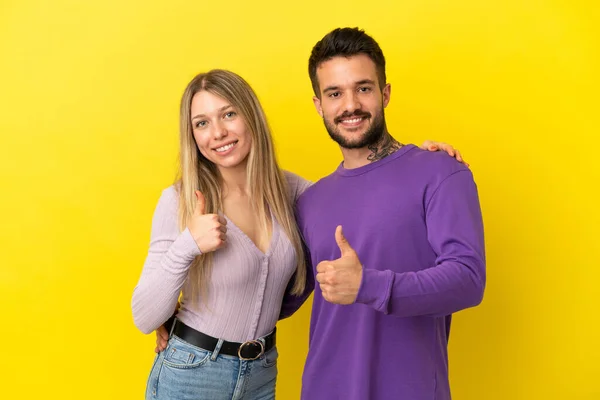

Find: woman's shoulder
[161,184,180,202]
[151,183,181,216]
[282,170,313,202]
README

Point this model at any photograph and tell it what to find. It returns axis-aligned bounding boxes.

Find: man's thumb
[194,190,206,215]
[335,225,353,256]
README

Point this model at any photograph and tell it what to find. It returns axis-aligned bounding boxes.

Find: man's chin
[326,123,382,149]
[335,138,369,150]
[336,129,367,143]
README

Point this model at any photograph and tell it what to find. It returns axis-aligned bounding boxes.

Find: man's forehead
[316,55,378,80]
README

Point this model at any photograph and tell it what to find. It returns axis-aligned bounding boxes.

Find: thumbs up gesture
[187,190,227,253]
[315,225,363,305]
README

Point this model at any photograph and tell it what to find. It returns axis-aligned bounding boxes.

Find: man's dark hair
[308,27,386,97]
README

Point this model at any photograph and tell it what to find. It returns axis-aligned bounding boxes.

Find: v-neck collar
[221,210,279,258]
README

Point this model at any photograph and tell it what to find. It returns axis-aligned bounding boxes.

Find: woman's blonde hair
[176,69,306,303]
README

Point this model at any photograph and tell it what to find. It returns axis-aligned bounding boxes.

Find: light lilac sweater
[132,171,312,342]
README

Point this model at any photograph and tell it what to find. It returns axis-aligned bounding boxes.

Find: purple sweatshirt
[295,144,486,400]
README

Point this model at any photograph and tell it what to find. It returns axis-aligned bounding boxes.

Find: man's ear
[313,96,324,117]
[382,83,391,108]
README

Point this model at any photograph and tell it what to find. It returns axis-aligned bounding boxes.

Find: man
[294,27,485,399]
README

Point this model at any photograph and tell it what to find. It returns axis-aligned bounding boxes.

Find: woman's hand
[421,140,469,167]
[187,190,227,253]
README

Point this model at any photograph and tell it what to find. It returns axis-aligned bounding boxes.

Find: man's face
[313,54,390,149]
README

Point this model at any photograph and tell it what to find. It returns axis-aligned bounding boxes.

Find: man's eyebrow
[323,80,376,93]
[356,79,376,86]
[323,85,340,93]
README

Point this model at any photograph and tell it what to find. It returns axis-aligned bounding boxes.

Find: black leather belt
[170,318,276,361]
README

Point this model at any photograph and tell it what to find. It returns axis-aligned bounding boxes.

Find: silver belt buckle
[237,340,265,361]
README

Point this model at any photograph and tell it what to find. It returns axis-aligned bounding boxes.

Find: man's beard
[323,108,386,149]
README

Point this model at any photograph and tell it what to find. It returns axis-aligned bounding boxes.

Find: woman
[132,69,465,400]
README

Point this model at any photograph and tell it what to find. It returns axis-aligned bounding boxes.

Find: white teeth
[215,142,235,152]
[342,118,363,124]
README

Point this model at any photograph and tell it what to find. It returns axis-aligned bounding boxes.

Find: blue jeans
[145,334,278,400]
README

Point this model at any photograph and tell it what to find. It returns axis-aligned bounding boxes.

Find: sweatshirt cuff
[355,268,393,313]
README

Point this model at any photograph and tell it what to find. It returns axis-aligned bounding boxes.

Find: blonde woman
[132,69,464,400]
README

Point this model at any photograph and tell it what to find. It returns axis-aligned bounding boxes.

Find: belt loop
[210,338,224,361]
[169,317,177,337]
[259,327,273,347]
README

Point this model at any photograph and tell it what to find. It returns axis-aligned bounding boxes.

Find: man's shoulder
[402,148,477,208]
[404,146,471,181]
[295,169,339,217]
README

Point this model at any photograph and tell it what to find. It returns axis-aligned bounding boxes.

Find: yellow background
[1,0,598,399]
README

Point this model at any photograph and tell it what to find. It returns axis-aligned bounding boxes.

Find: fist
[315,226,363,305]
[187,190,227,253]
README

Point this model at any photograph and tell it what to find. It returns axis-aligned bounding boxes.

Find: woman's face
[190,91,252,171]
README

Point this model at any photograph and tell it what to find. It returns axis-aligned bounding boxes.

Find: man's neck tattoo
[367,134,403,163]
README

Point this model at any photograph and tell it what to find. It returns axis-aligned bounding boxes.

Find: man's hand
[315,226,363,305]
[154,324,169,353]
[421,140,469,167]
[154,301,180,353]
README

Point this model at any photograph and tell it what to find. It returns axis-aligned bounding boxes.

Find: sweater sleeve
[278,196,316,320]
[355,170,486,317]
[278,246,315,320]
[131,187,202,334]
